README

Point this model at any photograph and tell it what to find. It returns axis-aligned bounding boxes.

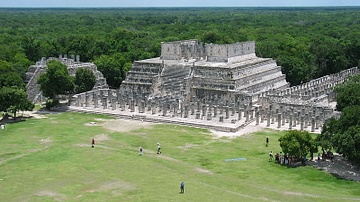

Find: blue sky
[0,0,359,8]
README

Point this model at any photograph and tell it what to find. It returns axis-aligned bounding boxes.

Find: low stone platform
[60,105,321,134]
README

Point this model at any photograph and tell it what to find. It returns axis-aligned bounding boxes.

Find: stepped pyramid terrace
[26,40,359,132]
[25,55,108,104]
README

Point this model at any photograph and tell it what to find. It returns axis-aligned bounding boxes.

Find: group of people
[90,138,186,193]
[90,138,162,156]
[138,143,161,156]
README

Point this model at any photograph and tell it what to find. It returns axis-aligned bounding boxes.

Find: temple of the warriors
[26,40,359,133]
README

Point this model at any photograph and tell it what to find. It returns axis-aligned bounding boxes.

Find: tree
[21,36,41,62]
[94,54,125,88]
[316,117,338,153]
[0,86,34,119]
[334,74,360,111]
[74,68,96,94]
[332,126,360,164]
[37,60,74,100]
[0,60,26,89]
[279,130,317,160]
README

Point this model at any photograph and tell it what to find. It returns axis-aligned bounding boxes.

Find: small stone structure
[34,40,360,132]
[25,55,108,103]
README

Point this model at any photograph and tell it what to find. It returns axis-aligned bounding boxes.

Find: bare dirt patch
[39,137,52,145]
[86,180,135,196]
[99,119,156,133]
[177,143,200,150]
[194,167,213,175]
[35,190,67,201]
[210,125,265,139]
[94,134,110,141]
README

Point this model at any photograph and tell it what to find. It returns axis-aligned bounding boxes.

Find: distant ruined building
[25,55,108,103]
[26,40,359,132]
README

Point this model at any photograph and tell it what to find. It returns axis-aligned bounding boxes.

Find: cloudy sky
[0,0,359,8]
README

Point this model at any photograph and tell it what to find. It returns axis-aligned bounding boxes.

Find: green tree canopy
[0,86,34,118]
[74,68,96,94]
[334,74,360,111]
[279,130,317,160]
[37,60,74,100]
[316,117,338,152]
[0,60,25,89]
[94,54,125,88]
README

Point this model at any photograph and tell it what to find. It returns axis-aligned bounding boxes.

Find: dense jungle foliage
[0,7,359,89]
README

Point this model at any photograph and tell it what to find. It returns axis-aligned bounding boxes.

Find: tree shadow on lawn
[306,154,360,181]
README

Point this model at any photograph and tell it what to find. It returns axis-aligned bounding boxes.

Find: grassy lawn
[0,112,359,202]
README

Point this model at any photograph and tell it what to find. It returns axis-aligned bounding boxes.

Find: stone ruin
[30,40,359,133]
[25,55,108,103]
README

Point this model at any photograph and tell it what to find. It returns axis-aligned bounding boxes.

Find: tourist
[180,181,185,193]
[269,151,274,161]
[92,138,95,148]
[139,146,143,156]
[157,143,161,154]
[265,136,269,147]
[275,153,280,163]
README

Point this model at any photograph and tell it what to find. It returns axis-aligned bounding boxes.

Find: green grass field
[0,112,359,202]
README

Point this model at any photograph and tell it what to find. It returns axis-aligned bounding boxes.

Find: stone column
[281,111,286,126]
[245,109,249,122]
[266,112,270,127]
[162,104,167,116]
[202,105,207,118]
[102,97,108,109]
[213,106,217,117]
[184,105,189,118]
[196,111,201,119]
[311,117,315,132]
[119,99,124,111]
[277,113,281,128]
[238,108,242,121]
[191,104,195,115]
[85,94,89,107]
[111,98,117,110]
[139,100,145,113]
[255,110,260,125]
[93,92,98,108]
[77,95,82,107]
[207,112,212,121]
[289,113,293,130]
[130,99,135,112]
[172,103,177,117]
[225,107,230,119]
[300,115,304,130]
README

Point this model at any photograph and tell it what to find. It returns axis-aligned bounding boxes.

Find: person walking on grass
[157,143,161,154]
[139,146,143,156]
[180,182,185,193]
[91,138,95,148]
[269,151,274,161]
[266,136,269,147]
